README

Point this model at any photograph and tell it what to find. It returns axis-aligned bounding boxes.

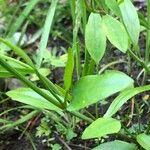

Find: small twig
[69,143,91,150]
[127,98,135,127]
[54,132,72,150]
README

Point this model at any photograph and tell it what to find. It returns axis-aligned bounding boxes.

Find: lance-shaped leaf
[137,134,150,150]
[92,140,137,150]
[68,70,134,111]
[64,48,74,91]
[102,15,128,53]
[85,13,106,64]
[6,88,61,111]
[119,0,140,45]
[82,118,121,139]
[104,84,150,117]
[105,0,121,17]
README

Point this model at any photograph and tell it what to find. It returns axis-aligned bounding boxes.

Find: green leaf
[6,88,61,111]
[64,48,74,91]
[105,0,121,17]
[0,110,38,130]
[119,0,140,45]
[68,70,133,111]
[102,15,128,53]
[92,140,137,150]
[82,118,121,139]
[30,68,51,81]
[137,134,150,150]
[85,13,106,64]
[0,58,62,109]
[0,55,34,77]
[7,0,40,37]
[104,84,150,117]
[0,38,34,68]
[37,0,58,68]
[0,66,33,78]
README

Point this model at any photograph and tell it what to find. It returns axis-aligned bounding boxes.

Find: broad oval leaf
[6,88,61,111]
[119,0,140,45]
[92,140,137,150]
[85,13,106,64]
[82,118,121,139]
[102,15,128,53]
[68,70,134,111]
[137,134,150,150]
[104,84,150,117]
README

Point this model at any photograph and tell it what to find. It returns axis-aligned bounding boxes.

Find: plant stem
[95,102,99,118]
[143,0,150,83]
[135,101,141,134]
[146,117,150,134]
[73,0,81,79]
[128,49,150,74]
[145,0,150,63]
[69,111,93,123]
[99,60,127,74]
[0,59,63,109]
[35,69,65,107]
[84,110,96,120]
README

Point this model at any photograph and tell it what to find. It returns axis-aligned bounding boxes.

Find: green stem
[69,111,93,123]
[35,69,65,108]
[146,117,150,134]
[145,0,150,63]
[84,110,96,120]
[128,49,150,74]
[99,60,127,74]
[87,59,95,75]
[143,0,150,84]
[0,59,63,109]
[73,0,81,79]
[95,102,99,118]
[135,101,141,134]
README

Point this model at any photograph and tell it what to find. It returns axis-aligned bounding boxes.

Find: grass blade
[7,0,40,37]
[37,0,59,68]
[0,38,34,68]
[0,110,39,130]
[64,48,74,91]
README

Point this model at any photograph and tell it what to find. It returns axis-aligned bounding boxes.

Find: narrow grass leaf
[0,110,38,130]
[64,48,74,91]
[102,15,128,53]
[0,38,34,68]
[0,54,34,77]
[37,0,58,68]
[105,0,121,17]
[119,0,140,45]
[7,0,40,37]
[68,70,134,111]
[136,134,150,150]
[82,118,121,139]
[85,13,106,64]
[104,84,150,117]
